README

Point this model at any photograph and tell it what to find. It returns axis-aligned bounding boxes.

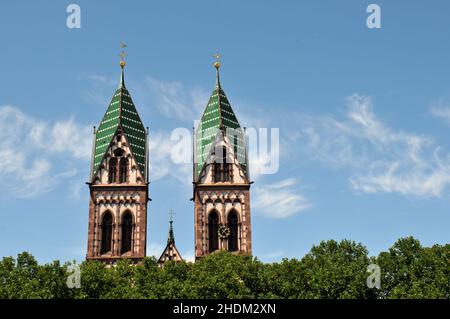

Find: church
[85,51,252,264]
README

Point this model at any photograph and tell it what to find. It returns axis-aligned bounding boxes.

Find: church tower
[86,51,149,264]
[193,57,252,259]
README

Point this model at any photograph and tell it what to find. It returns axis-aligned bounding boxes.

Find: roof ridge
[216,68,224,129]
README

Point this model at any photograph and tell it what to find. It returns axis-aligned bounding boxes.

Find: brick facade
[193,184,252,259]
[86,186,148,264]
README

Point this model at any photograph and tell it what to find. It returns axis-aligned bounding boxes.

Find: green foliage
[258,258,305,298]
[299,240,372,299]
[184,251,259,298]
[375,237,450,299]
[0,252,71,298]
[0,237,448,299]
[75,260,112,298]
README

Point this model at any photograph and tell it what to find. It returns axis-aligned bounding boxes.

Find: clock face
[218,225,230,239]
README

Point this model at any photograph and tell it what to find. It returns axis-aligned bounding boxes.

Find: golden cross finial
[119,42,127,68]
[213,51,221,69]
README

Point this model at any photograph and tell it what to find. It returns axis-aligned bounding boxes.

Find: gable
[157,243,183,265]
[92,130,146,185]
[197,131,247,184]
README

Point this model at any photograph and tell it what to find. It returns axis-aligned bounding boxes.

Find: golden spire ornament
[119,42,127,68]
[119,42,127,88]
[213,51,221,70]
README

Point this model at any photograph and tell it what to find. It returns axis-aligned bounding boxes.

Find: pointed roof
[167,220,175,245]
[195,62,247,180]
[157,219,183,266]
[92,62,147,179]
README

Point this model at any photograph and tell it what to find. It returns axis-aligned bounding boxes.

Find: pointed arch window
[213,161,221,182]
[208,210,219,253]
[227,210,239,252]
[119,158,128,183]
[100,212,113,254]
[108,158,117,183]
[213,147,232,182]
[121,212,133,254]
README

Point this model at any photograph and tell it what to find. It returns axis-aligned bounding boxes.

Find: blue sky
[0,0,449,263]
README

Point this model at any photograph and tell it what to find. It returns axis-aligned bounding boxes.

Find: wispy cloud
[0,106,91,198]
[254,178,311,218]
[78,73,117,106]
[145,77,208,122]
[430,99,450,124]
[149,130,192,185]
[80,73,116,86]
[297,94,450,197]
[143,76,271,128]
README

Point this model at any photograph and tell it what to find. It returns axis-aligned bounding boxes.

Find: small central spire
[119,42,127,88]
[157,209,183,266]
[168,209,175,244]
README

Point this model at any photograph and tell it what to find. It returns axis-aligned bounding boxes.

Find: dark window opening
[119,158,128,183]
[121,212,133,254]
[100,213,113,254]
[213,147,232,182]
[227,210,239,252]
[114,148,124,157]
[108,158,117,183]
[208,211,219,253]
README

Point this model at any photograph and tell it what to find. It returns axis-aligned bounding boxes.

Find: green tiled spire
[92,64,147,178]
[195,62,247,179]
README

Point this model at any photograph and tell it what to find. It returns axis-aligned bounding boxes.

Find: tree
[154,260,191,298]
[376,237,449,299]
[75,260,113,299]
[135,256,160,298]
[0,237,447,299]
[184,251,259,298]
[103,259,141,299]
[0,256,17,298]
[299,240,373,298]
[257,258,305,298]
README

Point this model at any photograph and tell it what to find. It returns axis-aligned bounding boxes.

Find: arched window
[121,212,133,254]
[108,158,117,183]
[213,147,232,182]
[100,212,113,254]
[227,210,239,252]
[213,161,221,182]
[208,210,219,253]
[114,148,124,157]
[119,158,128,183]
[224,156,231,182]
